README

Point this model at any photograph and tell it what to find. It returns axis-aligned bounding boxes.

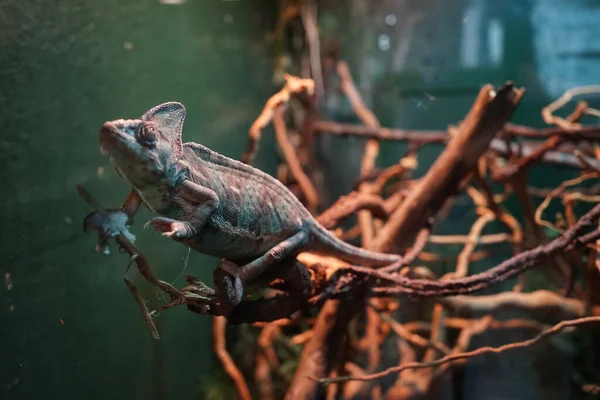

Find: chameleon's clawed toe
[148,217,190,239]
[147,217,175,231]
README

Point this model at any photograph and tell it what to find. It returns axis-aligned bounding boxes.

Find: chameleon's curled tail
[310,223,402,266]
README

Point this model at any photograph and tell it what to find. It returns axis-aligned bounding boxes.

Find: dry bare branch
[243,75,314,165]
[317,316,600,384]
[213,316,252,400]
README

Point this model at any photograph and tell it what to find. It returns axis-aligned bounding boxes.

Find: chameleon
[86,101,404,307]
[84,101,529,311]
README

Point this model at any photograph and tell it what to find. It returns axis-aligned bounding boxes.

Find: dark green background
[0,1,276,399]
[1,0,598,399]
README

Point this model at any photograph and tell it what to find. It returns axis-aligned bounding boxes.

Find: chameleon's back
[179,143,307,260]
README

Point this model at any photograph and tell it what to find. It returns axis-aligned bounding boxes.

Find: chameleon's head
[100,102,186,187]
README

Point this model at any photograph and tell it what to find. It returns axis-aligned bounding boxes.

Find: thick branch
[285,300,356,399]
[372,83,524,252]
[440,290,600,322]
[315,191,390,229]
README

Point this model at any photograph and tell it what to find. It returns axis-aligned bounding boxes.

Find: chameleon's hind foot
[213,260,245,314]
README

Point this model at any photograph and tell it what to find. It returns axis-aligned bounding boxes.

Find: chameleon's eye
[136,125,158,147]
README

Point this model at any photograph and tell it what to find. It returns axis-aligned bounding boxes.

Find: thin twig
[534,172,600,234]
[301,0,324,102]
[542,85,600,129]
[428,233,513,245]
[273,105,320,213]
[317,316,600,384]
[213,316,252,400]
[124,276,160,340]
[454,211,496,278]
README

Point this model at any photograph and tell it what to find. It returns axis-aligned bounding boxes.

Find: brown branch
[403,318,549,333]
[331,203,600,298]
[379,312,451,355]
[337,61,380,132]
[428,233,513,245]
[527,182,600,198]
[317,316,600,384]
[337,60,381,249]
[370,162,413,194]
[490,139,600,170]
[440,290,600,322]
[285,299,357,399]
[242,75,314,165]
[273,105,320,213]
[315,191,390,229]
[337,59,383,375]
[379,220,432,273]
[123,276,160,340]
[493,136,567,182]
[313,120,447,143]
[504,123,600,139]
[535,172,600,235]
[454,211,496,278]
[314,120,600,142]
[213,316,252,400]
[493,103,588,182]
[301,0,324,102]
[313,121,600,169]
[256,324,281,400]
[542,85,600,129]
[372,83,524,253]
[115,235,182,300]
[445,317,547,332]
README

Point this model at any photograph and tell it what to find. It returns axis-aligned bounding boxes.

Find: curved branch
[273,105,320,213]
[213,316,252,400]
[317,316,600,384]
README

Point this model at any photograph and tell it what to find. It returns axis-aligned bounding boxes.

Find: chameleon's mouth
[99,121,136,155]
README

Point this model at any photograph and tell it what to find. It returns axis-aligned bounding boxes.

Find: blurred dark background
[1,0,599,399]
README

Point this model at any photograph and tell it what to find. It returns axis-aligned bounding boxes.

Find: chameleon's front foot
[213,260,245,314]
[146,217,194,240]
[83,209,135,255]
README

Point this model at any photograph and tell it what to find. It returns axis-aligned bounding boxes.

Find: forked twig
[542,85,600,129]
[124,276,160,340]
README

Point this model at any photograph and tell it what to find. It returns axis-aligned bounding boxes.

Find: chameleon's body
[141,142,403,265]
[95,102,400,305]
